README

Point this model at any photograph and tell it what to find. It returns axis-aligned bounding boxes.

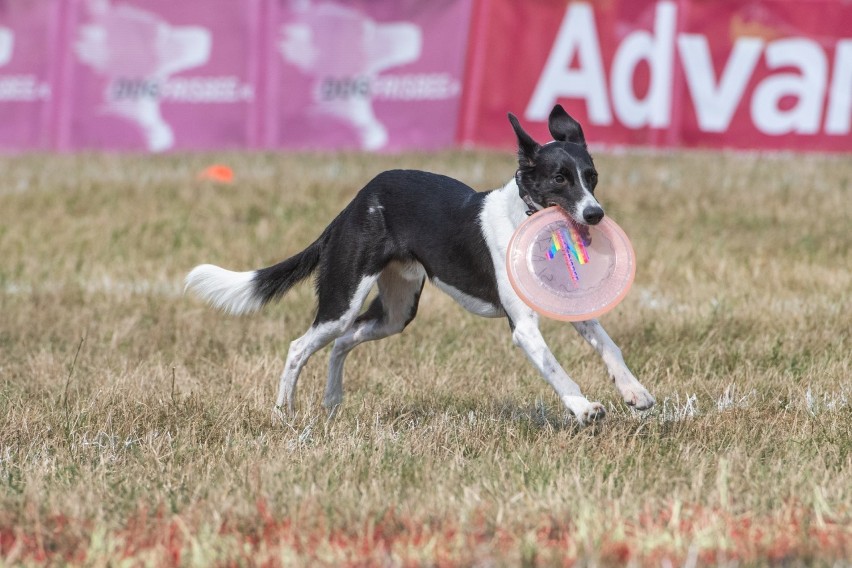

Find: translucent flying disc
[506,207,636,322]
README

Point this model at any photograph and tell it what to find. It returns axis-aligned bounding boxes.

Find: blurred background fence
[0,0,849,153]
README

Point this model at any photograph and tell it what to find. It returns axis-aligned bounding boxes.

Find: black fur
[509,106,600,220]
[548,104,586,146]
[253,237,323,306]
[248,106,601,326]
[186,105,654,423]
[252,169,499,324]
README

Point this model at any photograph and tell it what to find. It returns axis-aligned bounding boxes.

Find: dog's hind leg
[324,261,425,411]
[273,274,378,420]
[572,320,655,410]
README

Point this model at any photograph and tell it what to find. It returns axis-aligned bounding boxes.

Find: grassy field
[0,148,850,566]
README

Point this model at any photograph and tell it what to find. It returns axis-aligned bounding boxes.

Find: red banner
[460,0,852,152]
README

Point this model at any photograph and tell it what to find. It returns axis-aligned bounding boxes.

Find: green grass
[0,150,850,566]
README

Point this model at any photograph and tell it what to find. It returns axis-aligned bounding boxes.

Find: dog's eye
[554,174,566,184]
[587,172,598,187]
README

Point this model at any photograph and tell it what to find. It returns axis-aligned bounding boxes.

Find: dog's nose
[583,205,604,225]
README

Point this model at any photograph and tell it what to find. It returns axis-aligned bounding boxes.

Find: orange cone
[198,164,234,183]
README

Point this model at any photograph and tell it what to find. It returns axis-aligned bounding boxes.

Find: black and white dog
[186,105,655,425]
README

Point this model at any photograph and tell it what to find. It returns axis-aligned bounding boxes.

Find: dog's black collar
[515,170,541,216]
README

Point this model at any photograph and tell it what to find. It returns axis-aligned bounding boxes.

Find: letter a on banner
[825,40,851,135]
[526,3,612,124]
[751,38,828,135]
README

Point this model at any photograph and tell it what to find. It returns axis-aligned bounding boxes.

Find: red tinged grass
[1,502,851,565]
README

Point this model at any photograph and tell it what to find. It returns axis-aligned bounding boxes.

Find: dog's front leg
[572,319,655,410]
[511,315,606,425]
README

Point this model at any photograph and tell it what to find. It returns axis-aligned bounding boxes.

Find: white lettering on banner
[752,39,827,135]
[824,40,851,135]
[0,26,51,102]
[526,3,611,123]
[161,77,254,103]
[316,74,460,101]
[0,76,51,101]
[108,77,254,103]
[611,1,676,128]
[372,74,460,100]
[526,1,852,137]
[678,36,763,132]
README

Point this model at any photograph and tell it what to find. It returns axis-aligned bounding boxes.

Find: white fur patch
[478,178,531,316]
[575,193,602,222]
[184,264,262,315]
[432,277,503,317]
[574,162,603,222]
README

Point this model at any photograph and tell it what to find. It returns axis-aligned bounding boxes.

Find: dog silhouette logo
[280,1,422,150]
[75,0,211,151]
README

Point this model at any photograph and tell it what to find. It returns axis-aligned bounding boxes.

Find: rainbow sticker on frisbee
[507,207,636,322]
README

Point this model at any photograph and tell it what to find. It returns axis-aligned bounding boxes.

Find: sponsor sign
[267,0,473,151]
[0,0,59,151]
[62,0,260,151]
[461,0,852,152]
[2,0,848,153]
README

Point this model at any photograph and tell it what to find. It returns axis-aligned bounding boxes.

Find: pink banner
[59,0,261,151]
[0,0,61,151]
[266,0,473,151]
[460,0,852,152]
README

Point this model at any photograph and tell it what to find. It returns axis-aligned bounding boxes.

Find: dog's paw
[579,402,607,425]
[322,393,343,411]
[623,388,656,411]
[324,402,341,421]
[563,396,607,426]
[271,405,287,425]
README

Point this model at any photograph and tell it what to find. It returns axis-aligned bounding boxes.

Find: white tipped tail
[185,264,263,315]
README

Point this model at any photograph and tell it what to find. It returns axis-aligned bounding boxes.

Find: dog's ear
[548,104,586,147]
[508,112,540,169]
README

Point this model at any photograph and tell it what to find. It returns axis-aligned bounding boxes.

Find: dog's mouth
[545,200,588,225]
[545,199,565,212]
[544,202,599,240]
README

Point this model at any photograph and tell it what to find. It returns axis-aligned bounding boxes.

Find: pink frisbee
[506,207,636,322]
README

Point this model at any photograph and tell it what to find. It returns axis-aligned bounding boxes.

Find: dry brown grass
[0,149,850,566]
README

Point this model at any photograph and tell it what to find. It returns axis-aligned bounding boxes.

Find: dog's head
[508,105,603,225]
